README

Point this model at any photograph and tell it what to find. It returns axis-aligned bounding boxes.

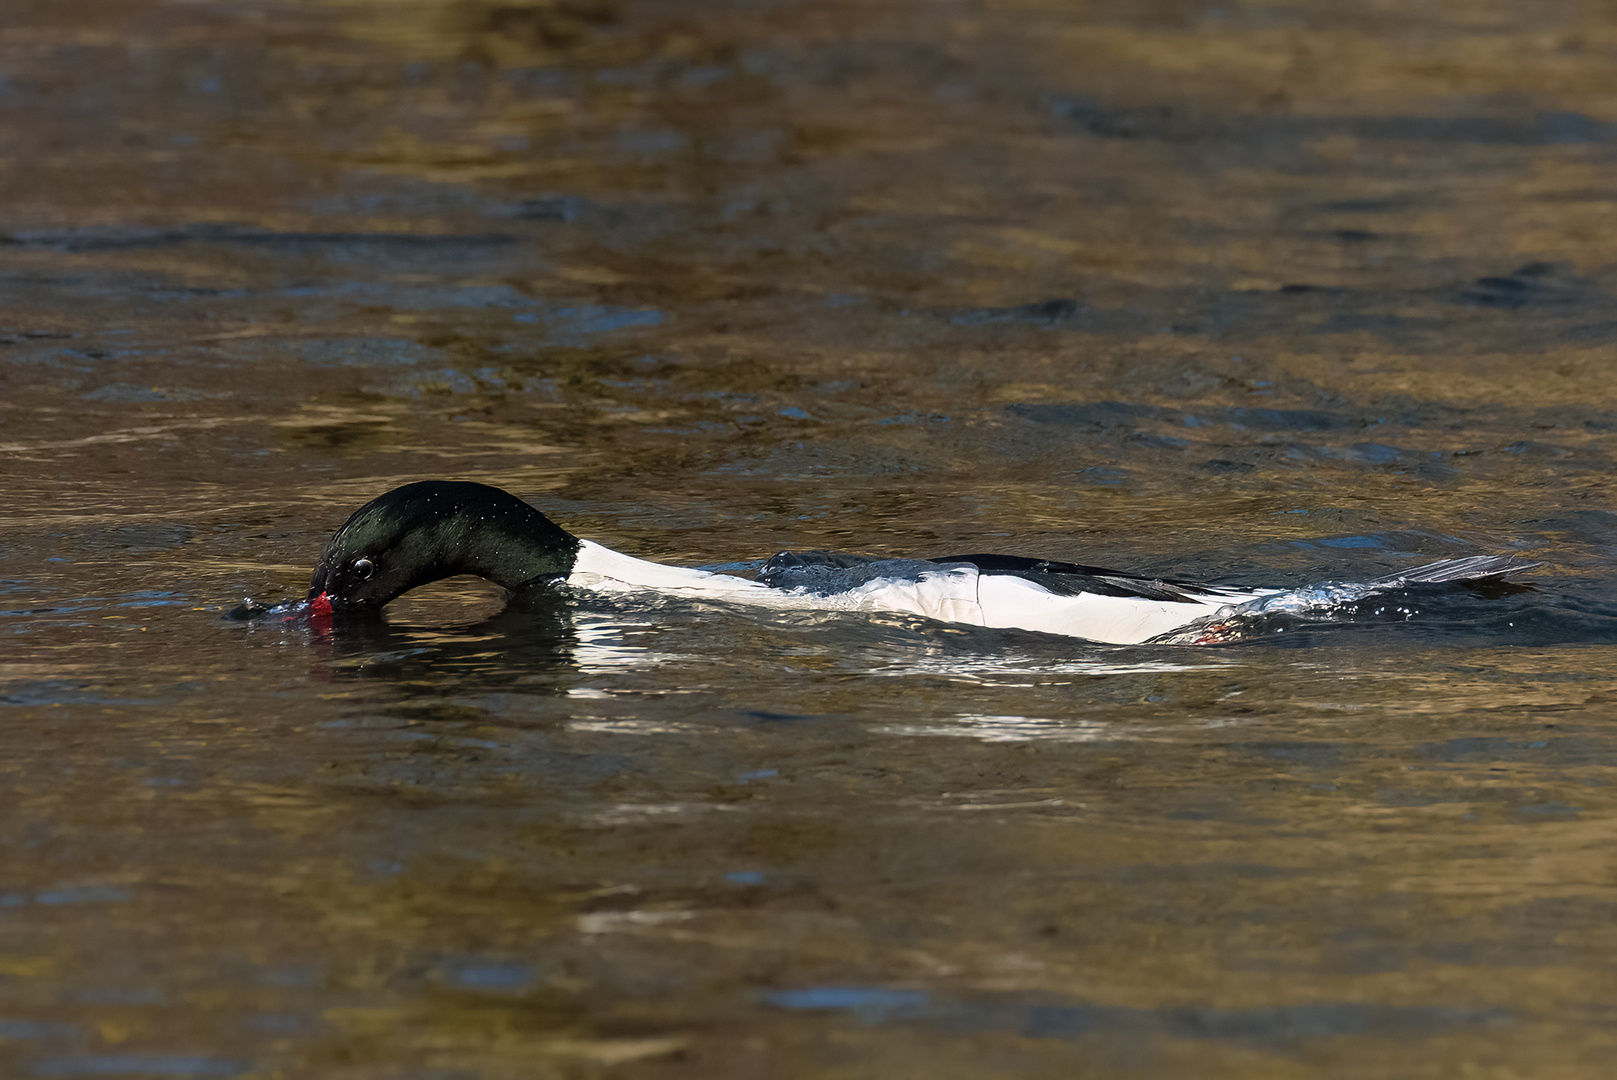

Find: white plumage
[569,539,1275,644]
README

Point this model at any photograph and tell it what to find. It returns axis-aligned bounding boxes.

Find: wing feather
[930,553,1221,604]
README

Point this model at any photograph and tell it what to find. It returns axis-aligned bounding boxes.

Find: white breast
[970,573,1252,644]
[846,566,1258,644]
[569,539,770,598]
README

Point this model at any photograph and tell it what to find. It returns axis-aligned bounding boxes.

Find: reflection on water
[6,0,1617,1075]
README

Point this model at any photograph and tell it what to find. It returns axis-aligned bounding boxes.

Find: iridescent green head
[307,481,580,612]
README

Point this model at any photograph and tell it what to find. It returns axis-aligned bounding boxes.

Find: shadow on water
[292,591,587,694]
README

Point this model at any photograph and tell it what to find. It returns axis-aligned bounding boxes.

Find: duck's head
[306,480,580,613]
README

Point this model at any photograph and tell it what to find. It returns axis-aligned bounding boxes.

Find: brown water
[6,0,1617,1076]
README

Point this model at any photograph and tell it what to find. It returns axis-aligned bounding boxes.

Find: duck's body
[306,481,1537,645]
[567,540,1274,644]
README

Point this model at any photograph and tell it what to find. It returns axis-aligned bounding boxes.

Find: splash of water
[1152,581,1405,644]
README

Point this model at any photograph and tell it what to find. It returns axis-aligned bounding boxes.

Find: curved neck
[420,496,580,592]
[310,481,585,609]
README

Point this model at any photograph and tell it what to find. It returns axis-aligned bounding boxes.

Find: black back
[929,553,1219,604]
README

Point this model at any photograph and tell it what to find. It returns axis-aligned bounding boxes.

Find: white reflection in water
[873,656,1236,682]
[578,910,696,935]
[883,713,1257,744]
[883,714,1111,743]
[561,606,1244,681]
[568,718,702,735]
[589,803,743,825]
[570,614,693,673]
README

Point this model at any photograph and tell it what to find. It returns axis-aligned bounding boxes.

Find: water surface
[5,0,1617,1076]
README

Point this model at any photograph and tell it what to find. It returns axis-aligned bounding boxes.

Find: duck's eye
[352,557,375,581]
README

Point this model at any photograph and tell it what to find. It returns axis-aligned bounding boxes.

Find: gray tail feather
[1372,555,1542,586]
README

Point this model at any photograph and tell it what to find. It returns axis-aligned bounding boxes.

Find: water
[5,0,1617,1075]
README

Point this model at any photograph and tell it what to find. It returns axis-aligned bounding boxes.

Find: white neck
[568,539,768,598]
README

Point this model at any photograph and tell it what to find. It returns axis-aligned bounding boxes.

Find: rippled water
[6,0,1617,1076]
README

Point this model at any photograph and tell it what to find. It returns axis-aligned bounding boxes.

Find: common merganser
[304,481,1538,645]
